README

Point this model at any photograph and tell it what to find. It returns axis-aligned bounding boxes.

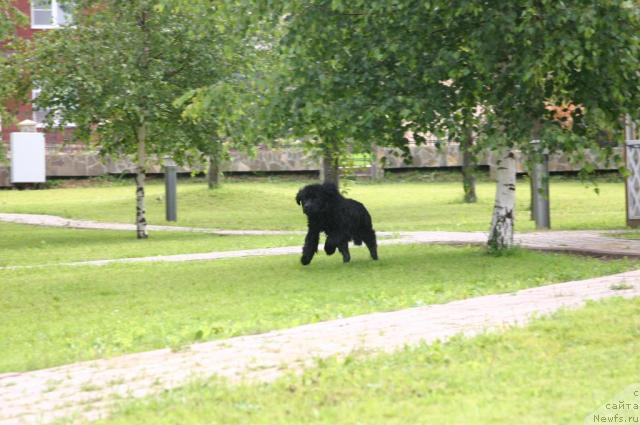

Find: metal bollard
[530,140,550,229]
[164,157,177,222]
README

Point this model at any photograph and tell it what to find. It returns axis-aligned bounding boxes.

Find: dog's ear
[295,190,303,205]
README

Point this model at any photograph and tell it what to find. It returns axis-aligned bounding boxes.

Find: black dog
[295,183,378,265]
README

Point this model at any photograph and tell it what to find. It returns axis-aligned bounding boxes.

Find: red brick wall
[14,0,37,39]
[2,1,74,149]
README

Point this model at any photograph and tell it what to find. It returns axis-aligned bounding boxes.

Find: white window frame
[31,0,72,29]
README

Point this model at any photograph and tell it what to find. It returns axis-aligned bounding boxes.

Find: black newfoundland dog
[295,183,378,265]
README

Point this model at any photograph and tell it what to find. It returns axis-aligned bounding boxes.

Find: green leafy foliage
[240,1,640,168]
[0,0,26,41]
[23,0,241,164]
[0,0,28,127]
[268,2,410,159]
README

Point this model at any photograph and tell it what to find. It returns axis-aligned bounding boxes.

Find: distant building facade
[2,0,75,148]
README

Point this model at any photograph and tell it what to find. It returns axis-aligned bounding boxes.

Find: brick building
[2,0,75,148]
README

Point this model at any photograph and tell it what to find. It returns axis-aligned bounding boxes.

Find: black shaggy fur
[295,183,378,265]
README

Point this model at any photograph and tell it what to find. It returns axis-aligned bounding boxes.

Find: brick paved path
[1,271,639,424]
[2,213,640,423]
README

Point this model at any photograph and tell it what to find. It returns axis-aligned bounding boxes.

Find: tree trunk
[207,145,220,189]
[370,144,385,180]
[135,125,148,239]
[488,149,516,251]
[460,129,477,203]
[528,119,542,222]
[207,157,219,188]
[529,175,535,221]
[321,151,340,186]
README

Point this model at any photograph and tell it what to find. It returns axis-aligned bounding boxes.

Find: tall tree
[0,1,27,130]
[176,51,272,189]
[171,2,294,189]
[259,0,640,249]
[238,2,413,187]
[26,0,238,237]
[431,0,640,249]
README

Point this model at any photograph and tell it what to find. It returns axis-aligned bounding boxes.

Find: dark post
[530,140,550,229]
[164,156,177,222]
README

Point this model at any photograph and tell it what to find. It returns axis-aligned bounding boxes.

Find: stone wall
[380,145,620,173]
[380,144,490,168]
[225,147,319,172]
[0,144,622,187]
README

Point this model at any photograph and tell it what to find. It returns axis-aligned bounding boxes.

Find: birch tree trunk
[320,150,340,187]
[488,149,516,251]
[135,125,148,239]
[460,129,477,203]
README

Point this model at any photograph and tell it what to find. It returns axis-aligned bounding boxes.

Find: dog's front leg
[301,229,320,265]
[324,235,337,256]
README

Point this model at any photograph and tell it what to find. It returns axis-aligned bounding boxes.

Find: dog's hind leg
[362,229,378,260]
[338,241,351,263]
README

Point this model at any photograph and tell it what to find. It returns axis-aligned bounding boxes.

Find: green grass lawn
[1,244,637,372]
[0,177,627,231]
[1,176,636,424]
[99,297,640,425]
[0,222,300,267]
[611,231,640,240]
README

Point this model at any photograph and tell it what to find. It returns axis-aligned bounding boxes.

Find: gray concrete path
[0,234,479,270]
[2,213,640,270]
[1,270,638,424]
[0,213,306,236]
[2,230,639,270]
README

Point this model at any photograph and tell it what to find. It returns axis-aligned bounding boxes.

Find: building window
[32,89,53,127]
[32,89,74,128]
[31,0,73,29]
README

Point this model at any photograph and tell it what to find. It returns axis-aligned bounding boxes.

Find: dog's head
[296,183,340,216]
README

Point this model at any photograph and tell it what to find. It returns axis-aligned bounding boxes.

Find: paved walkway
[0,213,306,236]
[1,214,640,270]
[1,270,639,424]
